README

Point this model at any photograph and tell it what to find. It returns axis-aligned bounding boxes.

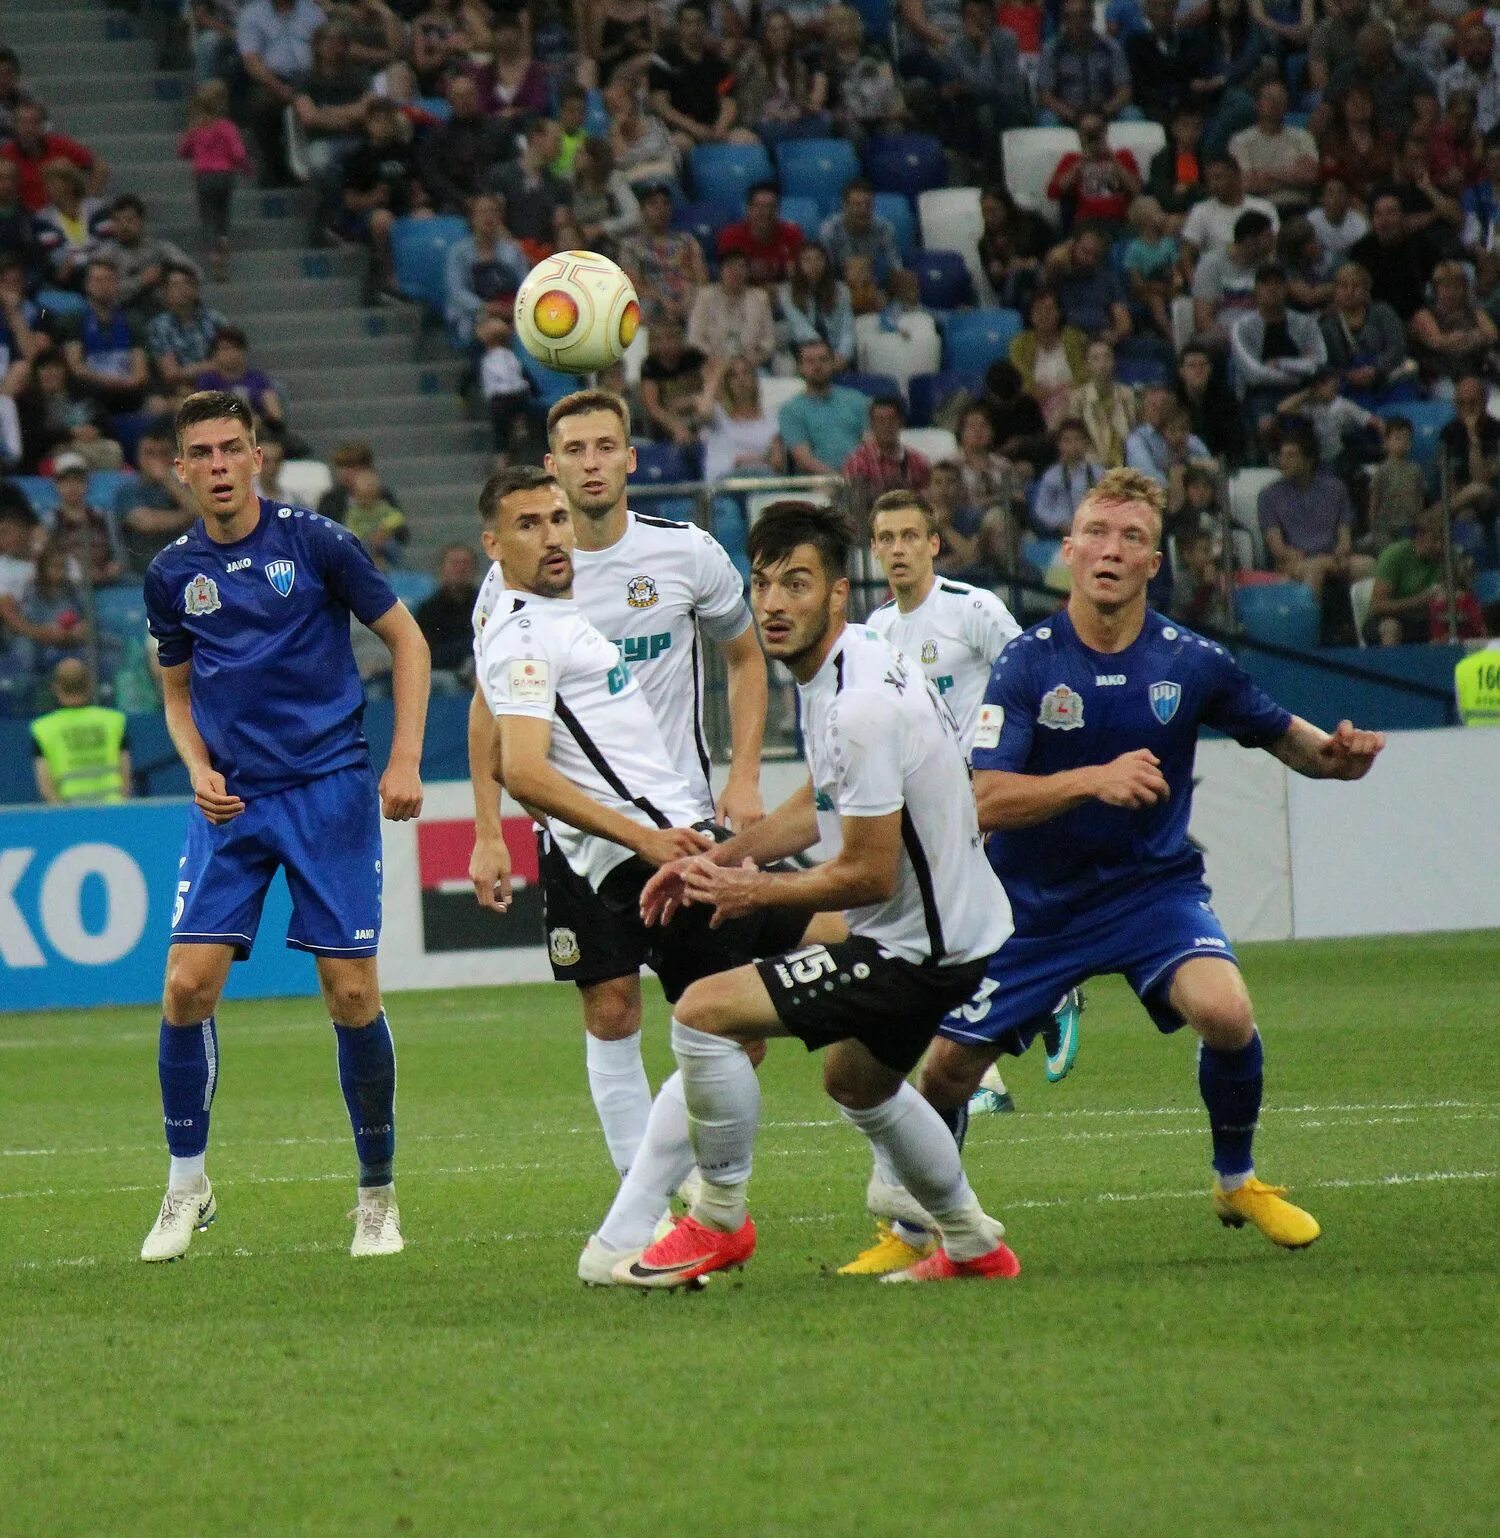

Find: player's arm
[467,681,513,911]
[715,624,768,832]
[1266,715,1384,781]
[495,713,713,868]
[160,659,245,824]
[973,753,1170,830]
[366,602,428,820]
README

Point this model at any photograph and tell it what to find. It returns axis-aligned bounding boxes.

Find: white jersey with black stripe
[471,511,751,816]
[866,578,1021,756]
[798,624,1012,967]
[476,590,702,891]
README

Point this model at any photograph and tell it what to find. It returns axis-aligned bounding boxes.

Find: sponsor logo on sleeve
[508,659,550,703]
[972,703,1004,750]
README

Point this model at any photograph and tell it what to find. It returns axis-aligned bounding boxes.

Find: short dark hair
[1207,153,1238,172]
[869,393,906,422]
[1280,424,1319,462]
[83,255,118,280]
[871,489,937,535]
[210,325,248,350]
[1233,209,1274,243]
[547,387,631,443]
[0,47,18,69]
[747,180,779,202]
[1254,262,1288,286]
[844,177,874,198]
[1383,413,1413,437]
[748,501,853,583]
[162,261,199,285]
[1056,415,1090,439]
[677,0,711,19]
[477,464,560,526]
[112,193,144,218]
[174,390,257,447]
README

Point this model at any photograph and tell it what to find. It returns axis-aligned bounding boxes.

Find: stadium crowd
[2,0,1499,724]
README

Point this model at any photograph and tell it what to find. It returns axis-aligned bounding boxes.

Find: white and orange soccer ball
[513,249,640,375]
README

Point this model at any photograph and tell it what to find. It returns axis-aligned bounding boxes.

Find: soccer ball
[514,250,640,375]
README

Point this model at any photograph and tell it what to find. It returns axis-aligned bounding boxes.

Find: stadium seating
[873,192,917,263]
[836,369,903,403]
[757,374,806,417]
[776,139,861,219]
[280,458,334,507]
[1234,581,1321,650]
[1475,570,1500,606]
[12,472,136,522]
[1228,467,1278,568]
[672,201,727,260]
[390,215,469,313]
[92,584,148,644]
[899,426,958,462]
[907,369,981,427]
[1377,399,1455,469]
[632,441,693,485]
[778,195,822,238]
[854,312,942,389]
[1350,575,1376,646]
[912,250,978,310]
[386,570,437,608]
[865,134,949,197]
[940,308,1024,373]
[1000,122,1165,226]
[690,142,774,217]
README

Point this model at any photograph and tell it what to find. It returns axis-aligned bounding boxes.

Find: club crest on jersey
[183,574,221,615]
[920,639,939,664]
[1038,683,1083,729]
[1149,680,1182,724]
[265,559,296,597]
[625,574,659,609]
[548,927,581,967]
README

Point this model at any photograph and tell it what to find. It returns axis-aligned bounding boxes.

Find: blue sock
[159,1017,217,1156]
[335,1012,396,1188]
[934,1100,970,1153]
[1198,1031,1263,1178]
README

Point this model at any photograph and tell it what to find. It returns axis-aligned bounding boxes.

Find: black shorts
[757,936,988,1076]
[596,851,811,1004]
[538,830,647,986]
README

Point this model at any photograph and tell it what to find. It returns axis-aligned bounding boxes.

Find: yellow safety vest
[30,705,128,803]
[1455,649,1500,727]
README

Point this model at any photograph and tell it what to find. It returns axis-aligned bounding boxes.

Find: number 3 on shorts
[955,977,998,1025]
[172,879,191,928]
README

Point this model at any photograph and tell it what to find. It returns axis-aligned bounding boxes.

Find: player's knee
[1190,998,1256,1050]
[162,955,220,1023]
[672,977,731,1036]
[918,1050,983,1110]
[582,979,641,1041]
[822,1055,896,1110]
[326,978,381,1027]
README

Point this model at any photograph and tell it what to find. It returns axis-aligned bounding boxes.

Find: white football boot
[349,1187,404,1257]
[140,1179,217,1262]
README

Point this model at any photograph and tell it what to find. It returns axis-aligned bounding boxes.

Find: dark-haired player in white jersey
[617,501,1020,1289]
[468,390,768,1185]
[473,468,810,1282]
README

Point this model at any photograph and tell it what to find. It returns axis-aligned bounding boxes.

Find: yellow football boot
[1213,1177,1321,1249]
[837,1222,940,1276]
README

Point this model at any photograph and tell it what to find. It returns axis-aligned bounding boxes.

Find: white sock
[1217,1168,1253,1193]
[585,1031,652,1177]
[868,1144,931,1242]
[595,1073,694,1252]
[670,1017,760,1192]
[168,1154,205,1192]
[840,1082,994,1262]
[692,1176,748,1233]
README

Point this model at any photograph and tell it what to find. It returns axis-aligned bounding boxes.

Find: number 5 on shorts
[173,880,191,927]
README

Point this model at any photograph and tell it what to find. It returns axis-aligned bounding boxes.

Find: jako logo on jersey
[1038,683,1083,729]
[920,640,939,664]
[626,575,659,608]
[265,559,296,597]
[183,574,221,615]
[226,557,251,573]
[549,928,581,966]
[1096,674,1126,686]
[353,929,375,940]
[616,631,671,664]
[1149,680,1182,723]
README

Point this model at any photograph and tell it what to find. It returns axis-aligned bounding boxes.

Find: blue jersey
[970,608,1291,932]
[145,499,397,797]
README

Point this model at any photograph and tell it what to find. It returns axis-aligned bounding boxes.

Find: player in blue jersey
[138,391,431,1262]
[912,467,1384,1250]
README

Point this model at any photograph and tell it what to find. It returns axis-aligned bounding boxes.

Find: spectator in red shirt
[1,102,106,214]
[1047,111,1141,230]
[843,394,933,498]
[716,182,805,287]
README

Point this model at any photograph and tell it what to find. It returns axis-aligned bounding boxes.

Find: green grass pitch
[0,932,1494,1538]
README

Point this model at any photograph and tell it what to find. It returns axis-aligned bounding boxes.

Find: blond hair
[1076,467,1167,544]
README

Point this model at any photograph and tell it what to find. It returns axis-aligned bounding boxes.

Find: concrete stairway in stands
[9,0,490,565]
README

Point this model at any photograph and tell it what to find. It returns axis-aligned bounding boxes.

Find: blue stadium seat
[1115,354,1174,387]
[835,369,902,402]
[1021,534,1063,575]
[1475,570,1500,603]
[645,496,698,522]
[414,96,453,121]
[913,250,977,310]
[864,134,949,197]
[14,474,58,517]
[776,138,861,220]
[851,0,895,33]
[907,369,981,427]
[36,288,87,324]
[388,570,437,608]
[940,308,1024,373]
[690,142,774,217]
[391,214,469,313]
[92,584,149,643]
[873,192,917,263]
[778,195,822,238]
[1377,399,1454,467]
[88,470,136,508]
[513,341,576,409]
[632,442,692,485]
[1234,582,1321,650]
[672,200,730,259]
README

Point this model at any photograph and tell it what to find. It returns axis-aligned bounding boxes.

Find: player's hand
[632,825,716,869]
[1315,720,1385,781]
[715,777,765,832]
[380,759,423,821]
[640,854,703,927]
[192,768,245,825]
[1090,749,1170,810]
[683,856,766,928]
[470,831,513,913]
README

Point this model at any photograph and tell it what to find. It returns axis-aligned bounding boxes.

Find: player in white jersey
[603,501,1022,1289]
[467,390,769,1183]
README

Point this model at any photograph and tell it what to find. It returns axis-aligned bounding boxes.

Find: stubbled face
[488,483,575,597]
[751,542,846,671]
[1064,497,1162,612]
[871,507,938,593]
[546,407,635,522]
[176,417,261,522]
[869,403,903,453]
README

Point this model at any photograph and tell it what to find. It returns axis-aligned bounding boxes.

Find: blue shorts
[171,764,383,960]
[938,879,1238,1052]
